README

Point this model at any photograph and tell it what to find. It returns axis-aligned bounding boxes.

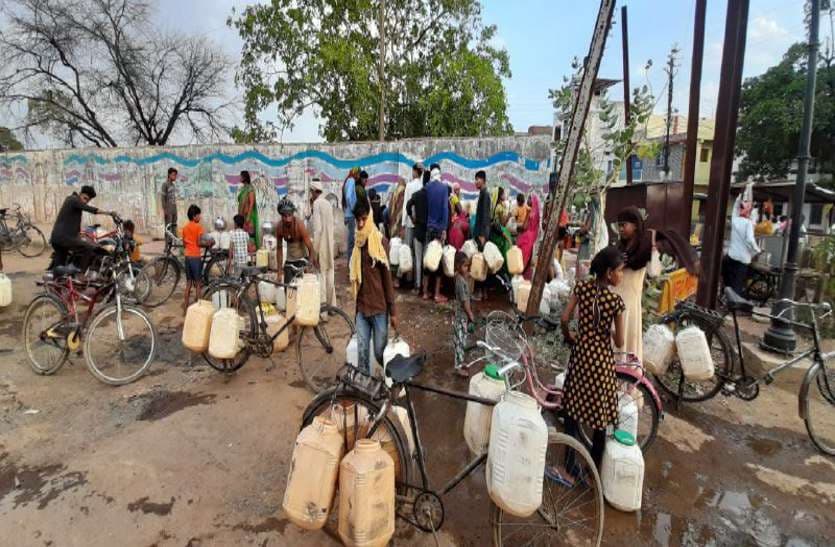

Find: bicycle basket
[485,311,527,363]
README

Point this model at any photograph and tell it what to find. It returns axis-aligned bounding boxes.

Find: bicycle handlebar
[771,299,832,320]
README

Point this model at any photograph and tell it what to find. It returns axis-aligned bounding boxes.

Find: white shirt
[402,177,422,228]
[728,216,760,265]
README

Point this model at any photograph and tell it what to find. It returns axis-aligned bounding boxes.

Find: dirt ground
[1,243,834,547]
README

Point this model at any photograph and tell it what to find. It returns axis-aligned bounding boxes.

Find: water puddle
[132,390,217,422]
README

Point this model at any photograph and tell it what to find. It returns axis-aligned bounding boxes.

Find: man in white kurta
[310,179,337,312]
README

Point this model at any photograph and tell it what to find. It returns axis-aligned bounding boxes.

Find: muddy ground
[0,244,833,547]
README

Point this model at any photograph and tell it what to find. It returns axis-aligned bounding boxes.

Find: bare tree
[0,0,235,147]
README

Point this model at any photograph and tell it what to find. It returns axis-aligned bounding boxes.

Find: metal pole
[695,0,750,309]
[763,0,820,352]
[682,0,707,239]
[378,0,386,141]
[621,4,633,185]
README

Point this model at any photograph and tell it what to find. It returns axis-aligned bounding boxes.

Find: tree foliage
[0,127,24,151]
[736,41,835,181]
[0,0,235,147]
[229,0,513,142]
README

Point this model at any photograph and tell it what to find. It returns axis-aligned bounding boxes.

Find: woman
[612,206,653,362]
[449,202,469,250]
[237,170,259,247]
[516,194,540,278]
[488,187,513,275]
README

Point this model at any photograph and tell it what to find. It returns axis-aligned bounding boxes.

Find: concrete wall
[0,136,551,237]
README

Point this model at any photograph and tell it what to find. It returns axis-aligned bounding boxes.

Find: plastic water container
[398,244,413,274]
[601,430,644,512]
[483,241,504,273]
[486,391,548,517]
[516,280,532,313]
[389,237,401,266]
[182,300,214,352]
[332,403,370,451]
[553,371,566,390]
[208,308,241,359]
[338,440,396,547]
[617,393,639,441]
[461,239,478,259]
[0,273,12,307]
[258,280,276,304]
[275,286,286,311]
[511,275,523,298]
[262,234,278,251]
[539,284,552,316]
[382,337,410,368]
[295,274,320,326]
[265,312,290,352]
[506,246,524,275]
[442,245,456,277]
[256,249,270,268]
[211,287,229,309]
[282,416,343,530]
[286,280,298,319]
[470,253,487,281]
[219,231,231,250]
[463,364,506,455]
[643,324,676,376]
[370,405,415,481]
[675,326,714,381]
[423,240,443,272]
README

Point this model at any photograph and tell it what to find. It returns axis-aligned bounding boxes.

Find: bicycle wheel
[22,294,69,375]
[804,365,835,456]
[84,304,157,385]
[117,265,151,305]
[18,225,47,257]
[579,373,660,451]
[655,312,734,402]
[203,254,229,286]
[201,283,256,372]
[297,304,356,393]
[142,256,180,307]
[492,430,604,547]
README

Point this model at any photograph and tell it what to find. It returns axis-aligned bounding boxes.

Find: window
[700,147,710,162]
[809,203,824,228]
[655,154,664,167]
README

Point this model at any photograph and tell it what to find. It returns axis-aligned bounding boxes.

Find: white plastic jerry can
[483,241,504,273]
[470,253,487,281]
[486,391,548,518]
[398,244,413,274]
[182,300,215,352]
[338,440,396,547]
[516,280,532,313]
[423,239,443,272]
[601,430,645,512]
[282,416,343,530]
[0,273,12,307]
[208,308,242,359]
[463,364,506,455]
[295,274,320,326]
[258,280,277,304]
[389,237,401,266]
[617,393,640,441]
[643,324,676,376]
[553,371,567,391]
[219,231,231,250]
[461,239,478,259]
[256,248,270,268]
[265,312,290,352]
[442,245,456,277]
[675,326,714,381]
[506,246,524,275]
[275,286,286,311]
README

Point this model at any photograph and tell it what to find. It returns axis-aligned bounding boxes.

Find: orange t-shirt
[182,221,204,257]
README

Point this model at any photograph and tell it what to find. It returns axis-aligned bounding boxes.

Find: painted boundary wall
[0,135,552,236]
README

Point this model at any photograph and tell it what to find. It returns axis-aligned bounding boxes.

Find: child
[560,245,625,470]
[227,214,250,275]
[123,220,142,263]
[453,251,475,377]
[182,205,212,312]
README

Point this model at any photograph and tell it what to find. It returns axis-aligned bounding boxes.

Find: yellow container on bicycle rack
[338,439,395,547]
[264,310,290,352]
[182,300,215,352]
[208,308,242,359]
[295,273,320,326]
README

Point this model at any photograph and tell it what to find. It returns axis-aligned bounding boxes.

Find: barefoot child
[560,245,625,470]
[182,205,213,312]
[453,251,475,376]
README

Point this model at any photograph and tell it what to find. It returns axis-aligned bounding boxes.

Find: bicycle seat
[385,354,425,384]
[241,265,267,277]
[53,264,81,278]
[724,287,754,313]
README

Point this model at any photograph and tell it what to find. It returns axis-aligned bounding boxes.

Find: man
[386,176,407,241]
[423,164,450,303]
[471,171,491,300]
[406,170,429,295]
[342,167,360,254]
[310,179,337,311]
[724,199,760,295]
[49,185,113,271]
[401,163,424,285]
[161,167,178,241]
[349,198,398,374]
[275,197,317,283]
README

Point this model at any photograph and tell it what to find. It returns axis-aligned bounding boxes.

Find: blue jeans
[345,217,356,254]
[356,311,388,375]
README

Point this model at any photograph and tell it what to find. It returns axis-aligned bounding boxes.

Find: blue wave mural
[0,154,29,165]
[62,148,541,172]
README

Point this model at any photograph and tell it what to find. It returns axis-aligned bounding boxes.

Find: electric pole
[663,45,680,179]
[378,0,386,141]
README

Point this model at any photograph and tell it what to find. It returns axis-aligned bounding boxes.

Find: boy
[182,205,212,312]
[123,220,142,264]
[227,214,250,275]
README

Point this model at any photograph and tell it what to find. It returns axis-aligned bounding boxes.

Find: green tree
[229,0,512,142]
[0,127,23,151]
[736,42,835,181]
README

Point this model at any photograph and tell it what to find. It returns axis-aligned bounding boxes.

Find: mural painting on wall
[0,137,551,235]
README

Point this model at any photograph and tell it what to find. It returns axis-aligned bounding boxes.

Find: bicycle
[22,234,158,385]
[301,344,606,546]
[199,260,355,392]
[142,223,231,307]
[0,203,47,257]
[656,287,834,455]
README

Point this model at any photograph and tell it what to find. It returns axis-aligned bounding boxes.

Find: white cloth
[402,177,422,228]
[728,216,760,265]
[311,194,335,271]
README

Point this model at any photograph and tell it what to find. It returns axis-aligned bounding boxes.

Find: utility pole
[621,4,633,185]
[663,46,680,179]
[378,0,386,141]
[763,0,821,352]
[682,0,707,239]
[527,0,617,317]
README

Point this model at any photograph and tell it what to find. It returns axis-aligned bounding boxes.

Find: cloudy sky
[4,1,820,145]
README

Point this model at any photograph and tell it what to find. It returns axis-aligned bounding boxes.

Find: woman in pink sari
[516,194,540,278]
[448,202,469,250]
